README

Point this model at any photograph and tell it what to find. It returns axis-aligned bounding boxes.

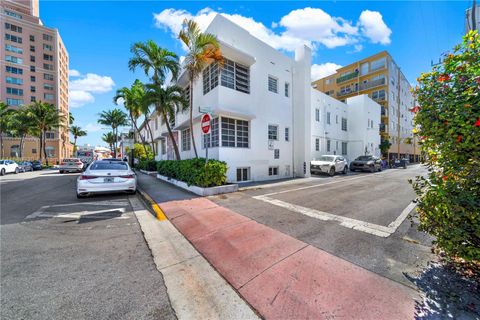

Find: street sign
[201,114,211,134]
[199,106,212,114]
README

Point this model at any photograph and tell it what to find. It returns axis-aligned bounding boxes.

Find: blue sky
[39,1,470,147]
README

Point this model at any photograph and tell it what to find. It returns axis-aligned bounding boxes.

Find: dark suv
[350,155,382,173]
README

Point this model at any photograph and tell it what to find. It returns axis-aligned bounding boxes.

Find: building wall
[1,0,71,160]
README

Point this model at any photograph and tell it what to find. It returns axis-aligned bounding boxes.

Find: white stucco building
[139,14,381,183]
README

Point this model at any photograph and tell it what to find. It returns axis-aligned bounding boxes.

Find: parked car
[350,155,382,172]
[390,158,409,169]
[59,158,84,173]
[76,160,136,198]
[32,160,43,171]
[311,155,348,176]
[17,161,33,172]
[0,160,19,176]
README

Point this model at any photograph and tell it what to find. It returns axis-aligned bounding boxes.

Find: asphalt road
[0,170,176,320]
[210,165,436,288]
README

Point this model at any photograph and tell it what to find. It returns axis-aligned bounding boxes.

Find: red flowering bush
[411,31,480,261]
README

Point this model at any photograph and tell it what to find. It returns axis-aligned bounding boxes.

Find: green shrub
[157,158,227,187]
[136,159,157,171]
[126,143,153,161]
[411,30,480,261]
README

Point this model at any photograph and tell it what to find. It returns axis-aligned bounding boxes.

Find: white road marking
[252,195,417,238]
[25,201,129,220]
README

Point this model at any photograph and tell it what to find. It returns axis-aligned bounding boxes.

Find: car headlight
[367,161,374,165]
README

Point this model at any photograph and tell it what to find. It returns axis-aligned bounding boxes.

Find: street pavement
[0,170,176,320]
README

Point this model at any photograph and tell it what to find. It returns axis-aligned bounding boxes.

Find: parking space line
[253,195,417,238]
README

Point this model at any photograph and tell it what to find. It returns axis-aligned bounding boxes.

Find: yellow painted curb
[138,189,167,221]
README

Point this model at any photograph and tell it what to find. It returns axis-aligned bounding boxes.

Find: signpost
[201,113,211,164]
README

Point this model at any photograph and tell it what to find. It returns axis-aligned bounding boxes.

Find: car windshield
[318,156,335,162]
[0,160,4,164]
[89,162,128,171]
[356,156,373,161]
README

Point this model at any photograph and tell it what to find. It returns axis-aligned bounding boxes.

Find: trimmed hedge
[136,159,157,171]
[157,158,227,188]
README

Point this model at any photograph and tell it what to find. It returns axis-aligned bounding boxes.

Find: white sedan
[76,160,136,198]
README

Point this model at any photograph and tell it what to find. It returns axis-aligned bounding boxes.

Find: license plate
[104,177,114,183]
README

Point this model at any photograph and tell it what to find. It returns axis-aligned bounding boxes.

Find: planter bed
[156,173,238,196]
[139,169,157,176]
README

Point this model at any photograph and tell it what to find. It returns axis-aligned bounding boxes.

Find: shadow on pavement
[407,262,480,319]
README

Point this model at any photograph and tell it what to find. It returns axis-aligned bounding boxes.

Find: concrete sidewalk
[137,173,419,319]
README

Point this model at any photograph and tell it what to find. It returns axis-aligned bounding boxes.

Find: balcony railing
[370,64,386,73]
[336,70,359,84]
[381,106,386,116]
[337,87,358,97]
[360,78,386,91]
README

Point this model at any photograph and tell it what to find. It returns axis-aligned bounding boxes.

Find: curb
[136,188,168,221]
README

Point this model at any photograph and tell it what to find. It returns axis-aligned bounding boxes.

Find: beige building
[312,51,420,161]
[1,0,72,162]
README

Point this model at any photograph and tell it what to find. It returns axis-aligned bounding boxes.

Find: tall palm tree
[102,132,116,153]
[113,80,150,157]
[70,125,87,153]
[8,107,35,158]
[97,108,128,158]
[69,112,75,125]
[179,19,223,158]
[128,41,180,156]
[28,101,66,165]
[143,84,187,160]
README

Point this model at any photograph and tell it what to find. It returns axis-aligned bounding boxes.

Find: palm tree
[179,19,223,158]
[128,41,180,156]
[28,101,66,165]
[8,107,35,158]
[0,102,14,158]
[113,80,151,157]
[69,112,75,125]
[70,125,87,153]
[143,84,187,160]
[102,132,116,152]
[97,109,128,158]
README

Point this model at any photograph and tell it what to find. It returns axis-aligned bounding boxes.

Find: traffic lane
[0,170,131,225]
[268,168,417,227]
[209,166,434,287]
[1,170,176,319]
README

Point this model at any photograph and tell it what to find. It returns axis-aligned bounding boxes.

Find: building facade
[312,51,419,162]
[1,0,71,161]
[465,5,480,32]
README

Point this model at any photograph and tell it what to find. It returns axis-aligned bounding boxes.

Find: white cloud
[84,123,102,133]
[69,69,81,77]
[358,10,392,45]
[69,90,94,108]
[311,62,342,80]
[68,72,115,108]
[153,7,392,52]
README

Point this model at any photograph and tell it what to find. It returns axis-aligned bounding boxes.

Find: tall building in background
[465,4,480,32]
[1,0,71,161]
[312,51,419,161]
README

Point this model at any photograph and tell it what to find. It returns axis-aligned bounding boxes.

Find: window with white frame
[237,167,250,181]
[341,118,347,131]
[342,142,347,155]
[285,127,289,142]
[268,124,278,140]
[268,76,278,93]
[284,82,289,97]
[327,139,331,152]
[274,149,279,159]
[181,128,191,151]
[327,112,331,124]
[315,138,320,151]
[315,109,320,122]
[203,118,219,148]
[268,166,279,176]
[161,140,166,154]
[220,58,250,94]
[221,117,249,148]
[203,62,219,94]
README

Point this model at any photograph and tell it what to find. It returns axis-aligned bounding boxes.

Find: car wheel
[14,168,19,174]
[329,167,335,177]
[76,192,86,199]
[342,166,348,174]
[350,167,355,172]
[59,170,64,174]
[378,166,382,172]
[128,189,137,195]
[0,168,5,176]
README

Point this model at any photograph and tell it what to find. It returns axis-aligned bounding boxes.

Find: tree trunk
[112,126,117,158]
[43,131,49,166]
[19,134,25,158]
[189,80,198,158]
[39,133,43,162]
[163,112,181,160]
[145,115,156,156]
[0,133,3,158]
[131,114,149,159]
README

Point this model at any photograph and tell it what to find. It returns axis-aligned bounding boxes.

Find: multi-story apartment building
[465,5,480,32]
[138,14,382,183]
[1,0,71,161]
[312,51,419,162]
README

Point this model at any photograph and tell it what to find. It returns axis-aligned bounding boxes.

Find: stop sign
[201,114,211,134]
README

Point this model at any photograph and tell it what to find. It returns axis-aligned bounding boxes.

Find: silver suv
[310,155,348,176]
